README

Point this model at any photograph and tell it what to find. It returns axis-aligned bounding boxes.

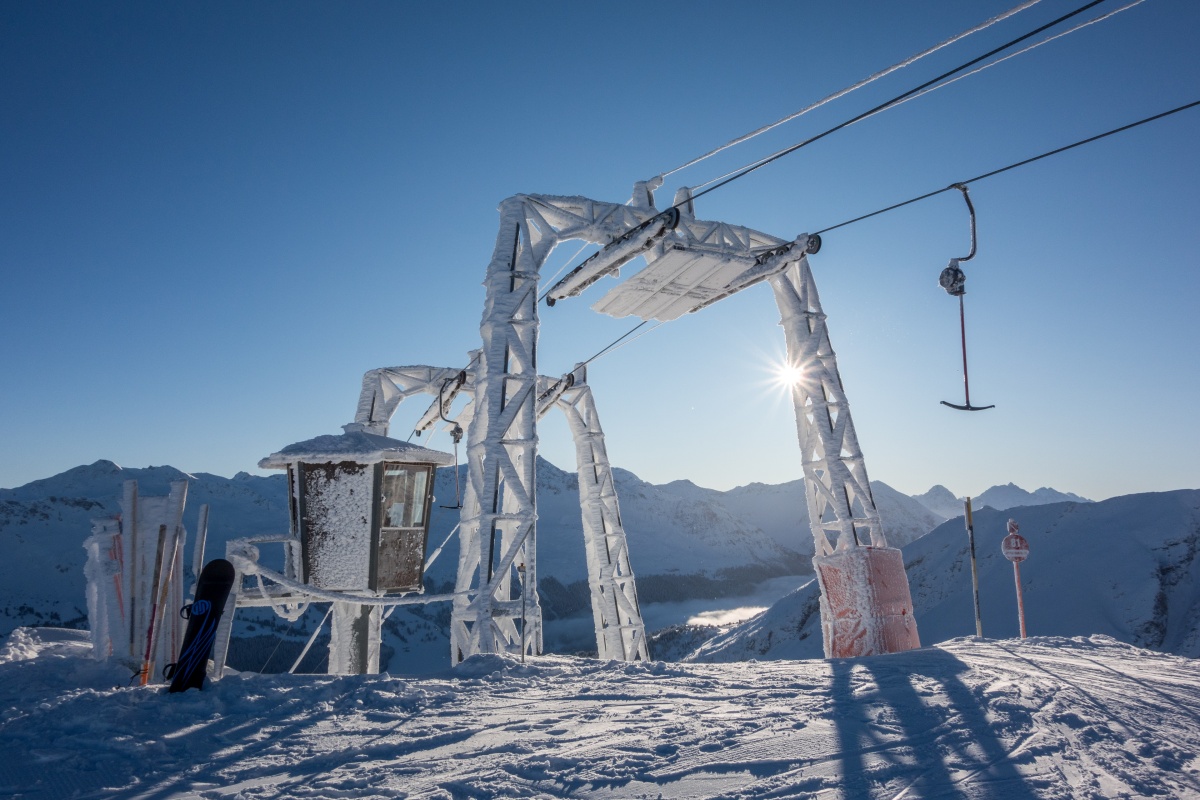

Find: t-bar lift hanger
[938,183,994,412]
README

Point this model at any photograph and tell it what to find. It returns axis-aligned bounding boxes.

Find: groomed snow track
[4,629,1199,799]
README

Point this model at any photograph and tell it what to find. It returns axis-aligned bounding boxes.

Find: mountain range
[0,457,1104,672]
[687,489,1200,662]
[912,482,1091,519]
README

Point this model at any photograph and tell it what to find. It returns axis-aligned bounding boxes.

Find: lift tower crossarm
[351,366,468,437]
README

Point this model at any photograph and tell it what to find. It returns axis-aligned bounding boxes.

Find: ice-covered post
[771,256,920,658]
[85,481,188,675]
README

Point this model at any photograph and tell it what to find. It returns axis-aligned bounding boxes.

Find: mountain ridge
[688,489,1200,662]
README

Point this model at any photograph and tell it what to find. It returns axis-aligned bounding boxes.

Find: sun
[775,360,805,391]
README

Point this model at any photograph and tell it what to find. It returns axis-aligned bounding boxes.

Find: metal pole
[519,563,527,664]
[958,295,973,408]
[1013,560,1027,638]
[965,498,983,638]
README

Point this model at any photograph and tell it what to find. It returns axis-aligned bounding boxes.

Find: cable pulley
[438,372,466,509]
[940,184,994,412]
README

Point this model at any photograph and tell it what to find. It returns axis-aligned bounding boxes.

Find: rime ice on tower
[769,257,920,657]
[215,180,918,670]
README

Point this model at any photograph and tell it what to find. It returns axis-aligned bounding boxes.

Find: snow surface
[3,627,1199,799]
[259,430,454,469]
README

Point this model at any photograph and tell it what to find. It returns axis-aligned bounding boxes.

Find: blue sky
[2,0,1197,501]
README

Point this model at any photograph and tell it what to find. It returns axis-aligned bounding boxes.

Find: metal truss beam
[345,354,649,665]
[549,366,649,662]
[771,257,885,556]
[451,192,664,663]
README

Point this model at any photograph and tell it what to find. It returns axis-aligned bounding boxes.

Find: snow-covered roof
[259,430,454,469]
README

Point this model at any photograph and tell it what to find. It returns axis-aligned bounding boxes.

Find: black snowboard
[165,558,235,693]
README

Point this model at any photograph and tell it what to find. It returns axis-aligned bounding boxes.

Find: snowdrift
[2,627,1198,799]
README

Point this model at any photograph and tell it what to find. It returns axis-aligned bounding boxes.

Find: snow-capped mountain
[655,477,943,556]
[0,458,947,642]
[0,461,289,636]
[974,482,1092,510]
[912,484,963,519]
[688,489,1200,662]
[911,482,1092,520]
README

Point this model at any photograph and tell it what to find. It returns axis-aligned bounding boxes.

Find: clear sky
[2,0,1197,501]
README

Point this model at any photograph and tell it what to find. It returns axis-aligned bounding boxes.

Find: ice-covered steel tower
[440,179,918,663]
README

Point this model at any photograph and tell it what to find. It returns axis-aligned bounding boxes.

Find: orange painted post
[813,546,920,658]
[1001,519,1029,639]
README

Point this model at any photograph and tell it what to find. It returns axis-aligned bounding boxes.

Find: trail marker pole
[1001,519,1029,638]
[965,498,983,638]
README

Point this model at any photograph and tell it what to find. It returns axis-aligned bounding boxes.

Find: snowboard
[165,558,235,693]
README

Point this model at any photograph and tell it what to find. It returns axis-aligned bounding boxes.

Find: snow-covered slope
[868,480,945,548]
[690,490,1200,662]
[645,475,941,556]
[912,484,962,519]
[3,627,1198,799]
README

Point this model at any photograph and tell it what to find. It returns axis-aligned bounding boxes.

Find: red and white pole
[1001,519,1029,639]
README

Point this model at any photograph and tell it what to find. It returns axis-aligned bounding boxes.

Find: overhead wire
[577,320,663,369]
[676,0,1111,208]
[813,98,1200,237]
[660,0,1046,179]
[568,97,1200,375]
[546,1,1117,378]
[855,0,1148,126]
[686,0,1142,195]
[482,1,1157,388]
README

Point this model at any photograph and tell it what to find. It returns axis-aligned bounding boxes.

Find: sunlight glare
[775,361,804,391]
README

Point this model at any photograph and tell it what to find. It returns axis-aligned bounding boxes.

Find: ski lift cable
[581,320,665,367]
[422,242,590,413]
[480,2,1130,410]
[854,0,1148,127]
[534,0,1112,384]
[662,0,1046,181]
[571,319,664,371]
[560,98,1199,380]
[538,240,595,304]
[813,98,1200,237]
[686,0,1143,196]
[677,0,1111,209]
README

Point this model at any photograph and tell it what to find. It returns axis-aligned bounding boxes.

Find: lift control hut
[259,426,454,673]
